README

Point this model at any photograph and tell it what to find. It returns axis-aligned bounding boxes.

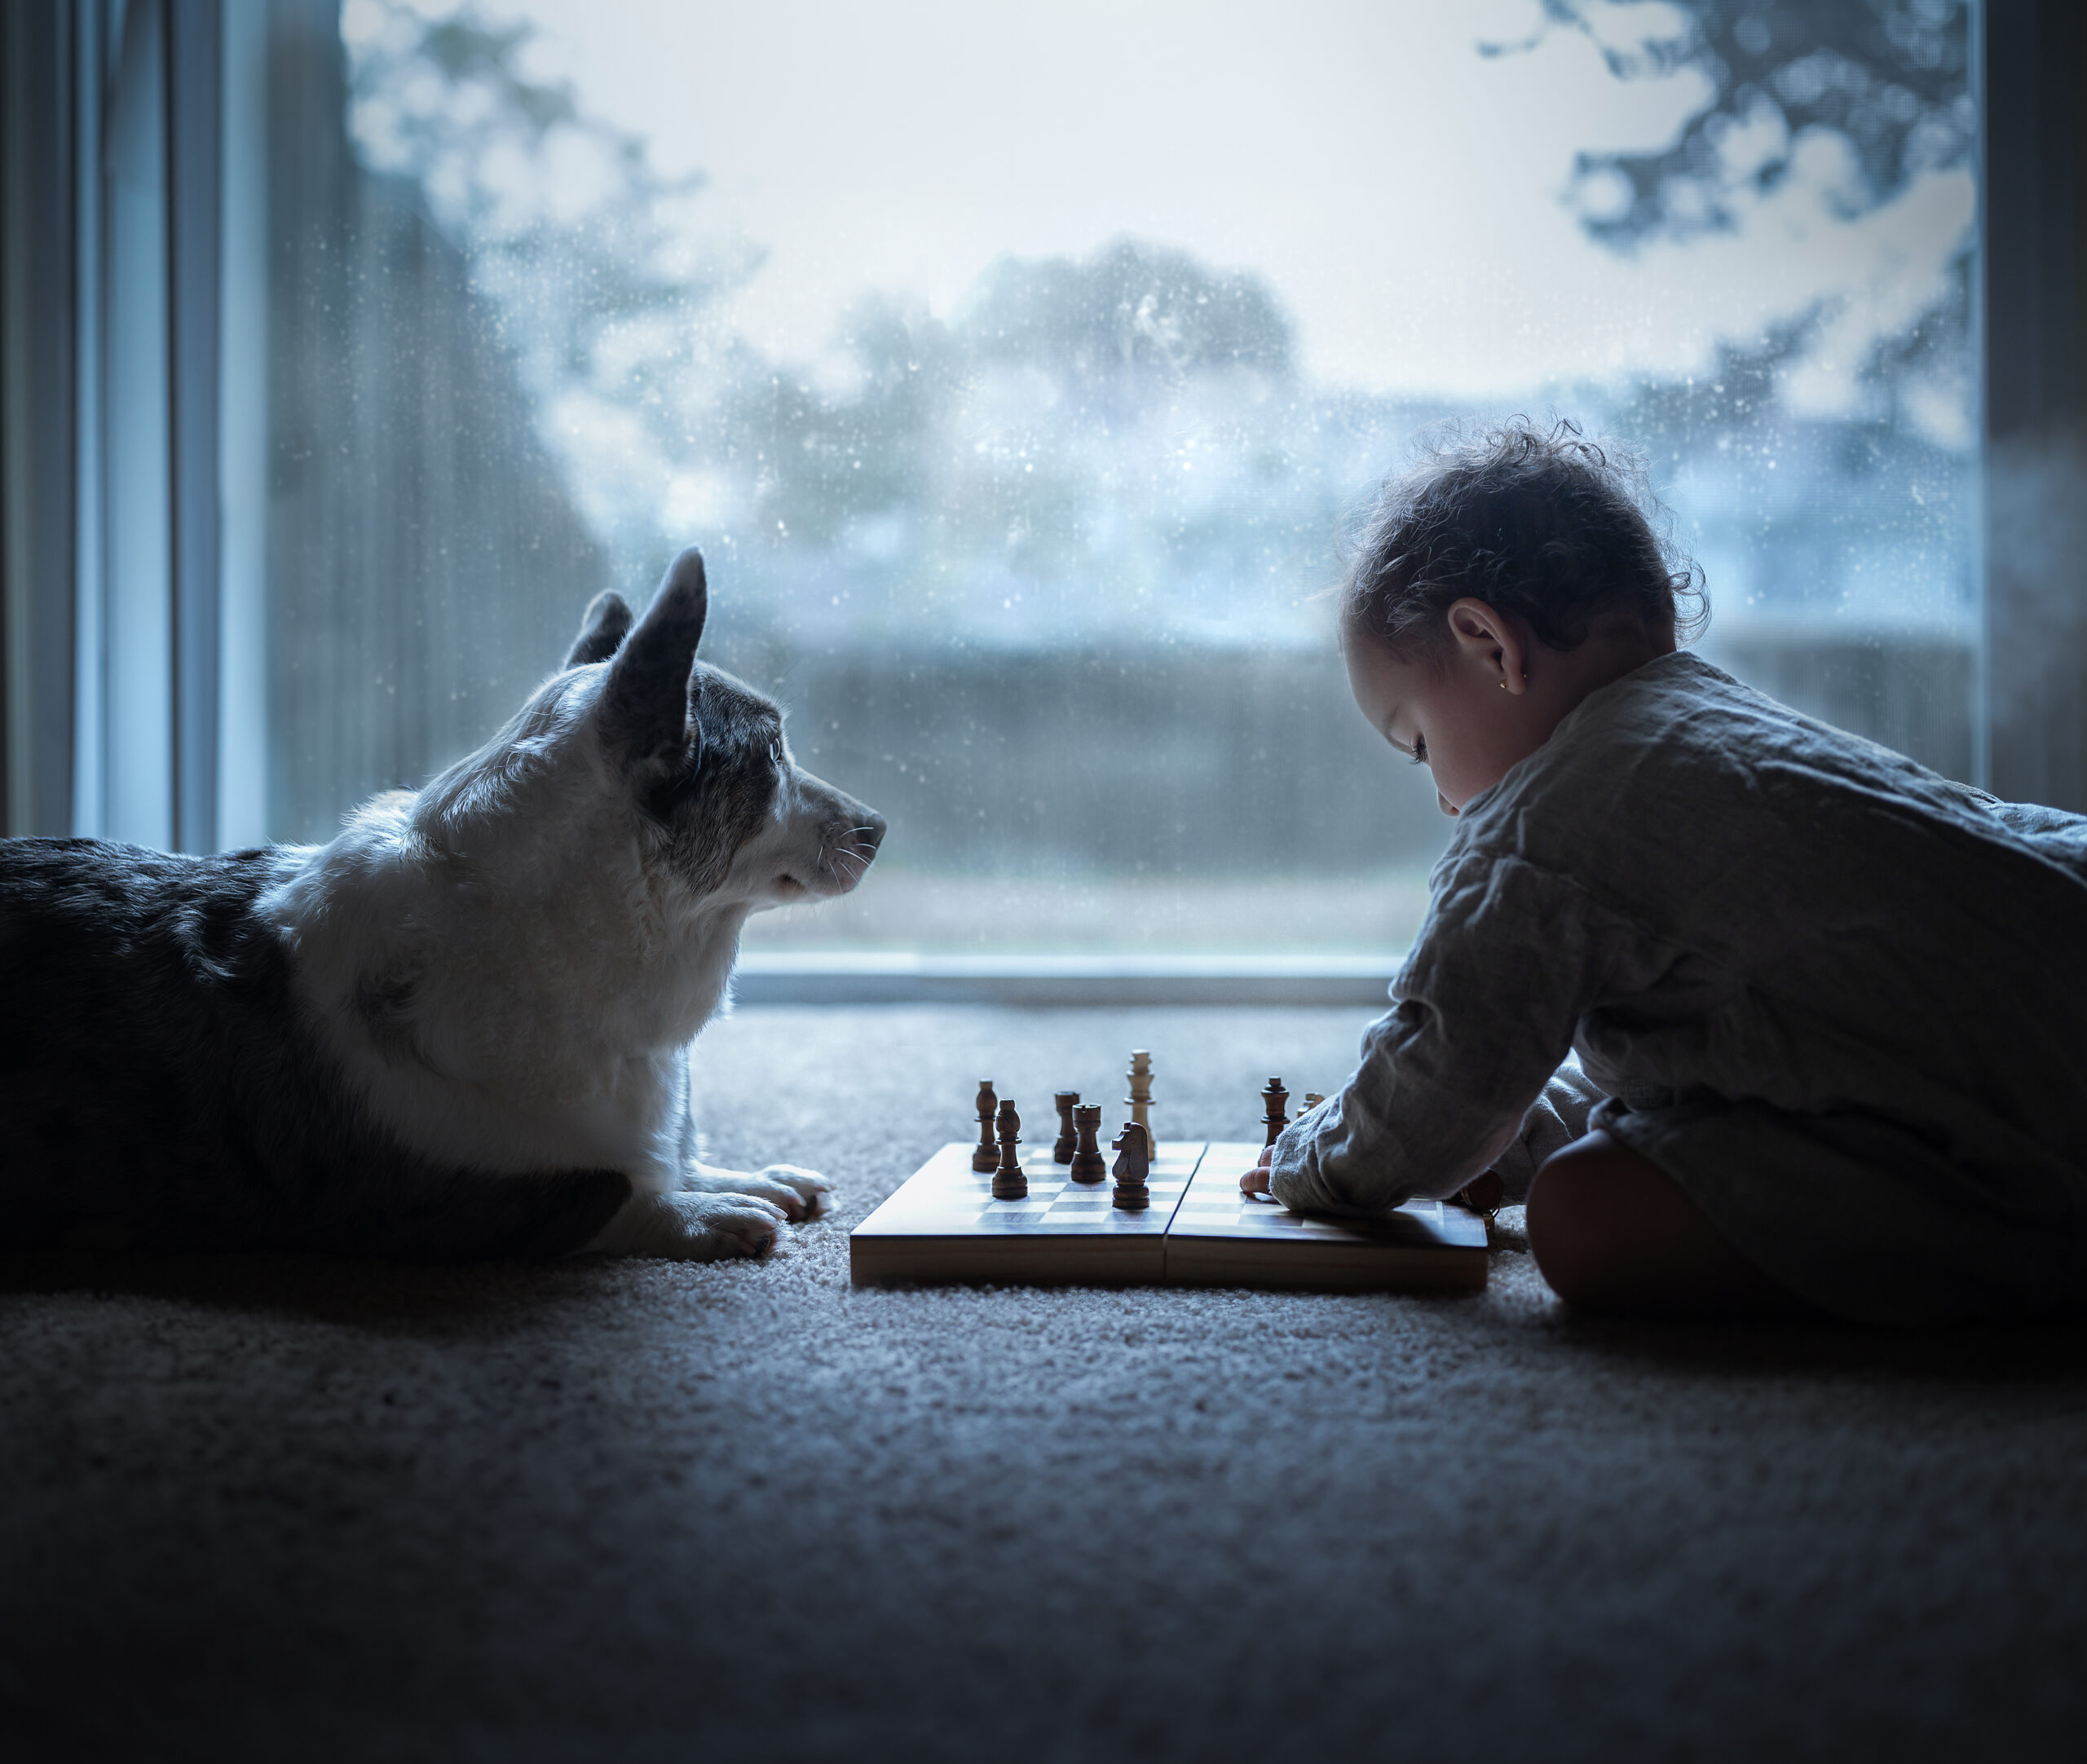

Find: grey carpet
[4,1004,2085,1763]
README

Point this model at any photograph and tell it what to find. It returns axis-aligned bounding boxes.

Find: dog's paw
[586,1189,787,1260]
[752,1163,833,1220]
[684,1162,833,1222]
[677,1192,788,1259]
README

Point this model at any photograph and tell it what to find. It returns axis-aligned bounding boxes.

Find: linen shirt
[1269,651,2087,1322]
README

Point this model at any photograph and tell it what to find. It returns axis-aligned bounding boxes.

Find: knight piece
[1260,1077,1291,1148]
[973,1081,1001,1171]
[1110,1121,1152,1211]
[992,1100,1027,1200]
[1127,1049,1158,1157]
[1052,1091,1080,1163]
[1068,1105,1107,1183]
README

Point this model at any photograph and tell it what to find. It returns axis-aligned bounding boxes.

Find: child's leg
[1525,1130,1814,1317]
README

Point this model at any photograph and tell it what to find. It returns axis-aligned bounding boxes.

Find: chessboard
[847,1139,1202,1285]
[849,1139,1489,1293]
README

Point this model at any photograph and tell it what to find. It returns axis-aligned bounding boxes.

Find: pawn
[1260,1077,1291,1149]
[1068,1105,1107,1183]
[1052,1091,1080,1163]
[973,1080,1000,1172]
[1110,1121,1151,1211]
[992,1099,1028,1201]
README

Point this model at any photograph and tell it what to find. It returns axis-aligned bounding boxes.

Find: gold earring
[1498,678,1508,690]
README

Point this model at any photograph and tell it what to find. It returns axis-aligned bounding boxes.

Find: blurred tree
[345,0,760,562]
[1494,0,1972,241]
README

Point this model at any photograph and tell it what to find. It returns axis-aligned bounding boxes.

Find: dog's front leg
[682,1161,833,1222]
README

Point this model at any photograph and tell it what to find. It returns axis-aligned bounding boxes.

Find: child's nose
[1438,792,1459,818]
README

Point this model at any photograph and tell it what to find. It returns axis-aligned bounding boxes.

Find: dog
[0,548,884,1260]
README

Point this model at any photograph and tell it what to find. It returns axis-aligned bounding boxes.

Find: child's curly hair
[1341,417,1707,657]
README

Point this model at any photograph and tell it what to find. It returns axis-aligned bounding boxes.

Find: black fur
[0,840,631,1259]
[665,667,785,894]
[603,549,788,895]
[602,548,708,764]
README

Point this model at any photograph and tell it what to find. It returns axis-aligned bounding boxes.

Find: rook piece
[973,1082,1000,1171]
[1052,1091,1080,1163]
[1261,1077,1291,1148]
[1110,1121,1152,1211]
[1126,1049,1158,1157]
[1068,1105,1107,1183]
[992,1100,1028,1200]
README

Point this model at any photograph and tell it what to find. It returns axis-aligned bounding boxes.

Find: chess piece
[1068,1105,1106,1183]
[1303,1092,1326,1112]
[1052,1091,1080,1163]
[1260,1077,1291,1148]
[992,1100,1027,1200]
[973,1081,999,1172]
[1110,1121,1151,1211]
[1126,1049,1158,1157]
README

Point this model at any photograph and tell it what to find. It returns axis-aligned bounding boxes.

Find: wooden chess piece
[992,1100,1027,1200]
[1260,1077,1290,1148]
[1110,1121,1152,1211]
[1127,1049,1158,1157]
[1068,1105,1106,1183]
[1052,1091,1080,1163]
[1303,1092,1326,1112]
[973,1081,999,1172]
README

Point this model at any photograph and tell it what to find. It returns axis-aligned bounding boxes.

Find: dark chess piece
[1068,1105,1106,1183]
[1110,1121,1151,1211]
[1261,1077,1291,1148]
[973,1081,999,1172]
[1052,1091,1080,1163]
[992,1100,1028,1200]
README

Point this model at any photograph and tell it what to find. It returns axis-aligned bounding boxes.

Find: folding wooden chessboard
[849,1140,1489,1293]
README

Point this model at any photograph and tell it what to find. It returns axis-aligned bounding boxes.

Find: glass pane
[264,0,1976,957]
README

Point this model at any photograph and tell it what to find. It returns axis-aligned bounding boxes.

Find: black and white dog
[0,549,884,1261]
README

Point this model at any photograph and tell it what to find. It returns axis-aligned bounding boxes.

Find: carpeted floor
[4,1004,2085,1762]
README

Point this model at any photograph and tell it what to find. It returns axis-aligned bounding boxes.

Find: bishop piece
[973,1081,1000,1172]
[992,1100,1028,1201]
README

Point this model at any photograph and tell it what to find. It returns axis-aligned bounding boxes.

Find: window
[12,1,2065,986]
[311,0,1979,961]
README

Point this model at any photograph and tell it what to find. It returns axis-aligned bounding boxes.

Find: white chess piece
[1126,1049,1157,1158]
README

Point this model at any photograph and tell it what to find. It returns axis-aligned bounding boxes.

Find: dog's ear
[565,590,633,668]
[599,548,708,762]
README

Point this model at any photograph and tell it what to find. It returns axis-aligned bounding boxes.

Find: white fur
[258,661,877,1260]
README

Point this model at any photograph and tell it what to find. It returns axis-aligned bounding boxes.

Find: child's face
[1345,631,1529,815]
[1344,598,1674,815]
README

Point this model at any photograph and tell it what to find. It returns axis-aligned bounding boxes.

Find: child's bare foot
[1526,1131,1811,1316]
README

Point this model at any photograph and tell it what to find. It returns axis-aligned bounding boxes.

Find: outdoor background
[262,0,1976,955]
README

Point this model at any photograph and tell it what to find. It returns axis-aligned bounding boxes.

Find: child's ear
[1443,597,1529,692]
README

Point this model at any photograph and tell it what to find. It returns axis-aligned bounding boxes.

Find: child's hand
[1240,1146,1273,1196]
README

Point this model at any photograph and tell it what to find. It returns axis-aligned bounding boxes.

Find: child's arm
[1241,1059,1604,1202]
[1264,853,1630,1218]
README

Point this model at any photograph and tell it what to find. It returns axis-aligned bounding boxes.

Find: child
[1245,419,2087,1323]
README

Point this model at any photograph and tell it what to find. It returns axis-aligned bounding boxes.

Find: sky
[355,0,1975,408]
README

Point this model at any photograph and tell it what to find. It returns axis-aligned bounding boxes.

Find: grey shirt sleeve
[1268,853,1622,1216]
[1484,1056,1607,1203]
